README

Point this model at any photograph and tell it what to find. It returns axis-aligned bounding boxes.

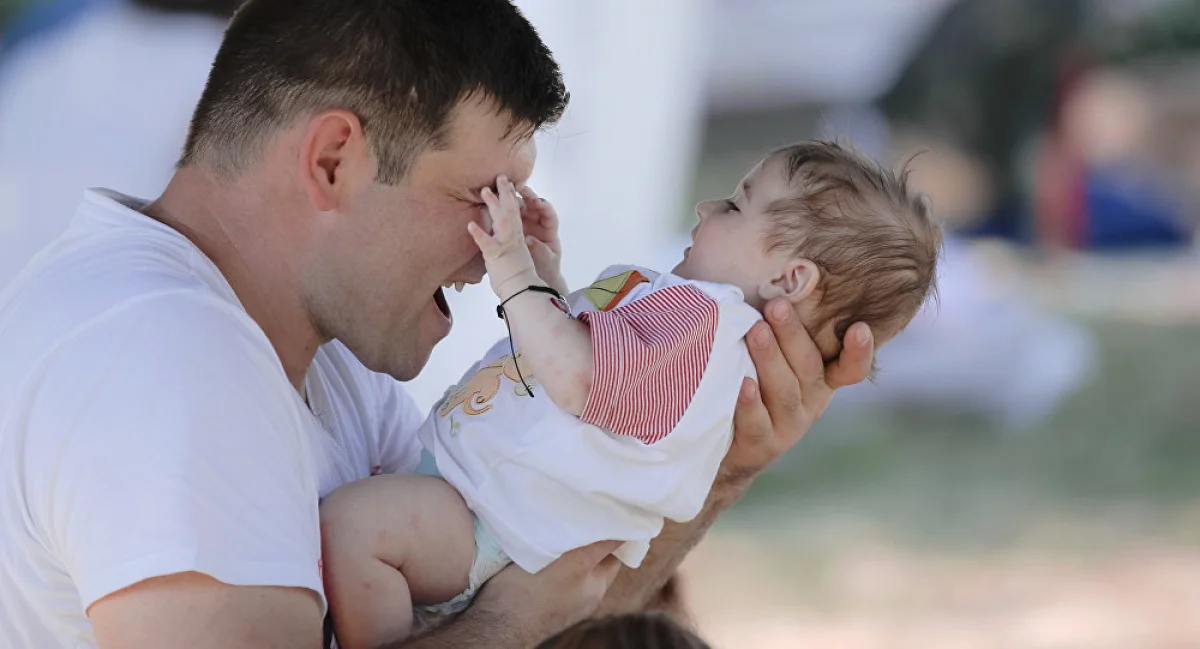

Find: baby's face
[673,158,793,309]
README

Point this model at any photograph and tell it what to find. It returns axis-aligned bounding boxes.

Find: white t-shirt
[420,265,760,573]
[0,189,423,649]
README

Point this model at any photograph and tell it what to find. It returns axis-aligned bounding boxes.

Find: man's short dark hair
[180,0,568,184]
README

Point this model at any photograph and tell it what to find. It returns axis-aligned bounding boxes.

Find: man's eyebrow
[742,181,753,202]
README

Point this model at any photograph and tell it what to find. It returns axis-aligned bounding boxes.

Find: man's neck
[145,166,325,392]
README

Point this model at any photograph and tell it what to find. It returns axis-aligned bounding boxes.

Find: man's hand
[400,542,621,649]
[515,185,568,295]
[722,300,875,487]
[477,541,621,642]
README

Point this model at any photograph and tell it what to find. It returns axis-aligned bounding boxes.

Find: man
[0,1,874,648]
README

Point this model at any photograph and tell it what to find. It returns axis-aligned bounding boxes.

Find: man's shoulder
[0,261,273,409]
[1,194,255,365]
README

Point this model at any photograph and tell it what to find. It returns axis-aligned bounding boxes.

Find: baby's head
[673,140,941,362]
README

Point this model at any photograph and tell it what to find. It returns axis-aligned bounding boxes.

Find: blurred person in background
[879,0,1090,244]
[881,0,1193,250]
[0,0,237,288]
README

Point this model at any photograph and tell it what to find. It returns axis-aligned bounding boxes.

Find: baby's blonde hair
[765,140,942,357]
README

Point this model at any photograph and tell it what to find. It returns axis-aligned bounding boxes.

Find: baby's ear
[758,259,820,302]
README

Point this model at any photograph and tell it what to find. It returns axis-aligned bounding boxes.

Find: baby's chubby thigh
[319,473,476,606]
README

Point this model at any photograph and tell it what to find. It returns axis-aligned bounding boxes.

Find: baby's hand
[516,185,568,295]
[469,176,539,300]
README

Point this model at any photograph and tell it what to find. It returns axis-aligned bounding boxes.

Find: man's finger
[570,540,621,568]
[731,377,770,445]
[595,554,622,589]
[763,299,826,394]
[825,322,874,390]
[745,320,804,421]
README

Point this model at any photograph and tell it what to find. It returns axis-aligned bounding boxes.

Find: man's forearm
[596,477,748,615]
[390,607,525,649]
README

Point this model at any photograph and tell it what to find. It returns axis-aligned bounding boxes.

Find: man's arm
[598,301,877,613]
[42,295,332,648]
[90,573,322,649]
[596,471,746,613]
[390,542,622,649]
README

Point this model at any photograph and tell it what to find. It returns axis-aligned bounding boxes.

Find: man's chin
[390,330,449,381]
[381,353,426,382]
[352,337,432,382]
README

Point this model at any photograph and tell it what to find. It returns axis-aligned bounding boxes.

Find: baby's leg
[319,474,475,649]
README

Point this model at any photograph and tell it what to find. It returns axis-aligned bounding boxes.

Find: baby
[319,140,941,648]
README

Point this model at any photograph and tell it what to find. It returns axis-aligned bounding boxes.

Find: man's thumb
[577,540,621,566]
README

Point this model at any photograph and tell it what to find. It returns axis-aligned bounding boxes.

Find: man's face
[307,99,537,380]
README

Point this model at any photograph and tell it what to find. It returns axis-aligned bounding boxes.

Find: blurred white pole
[404,0,714,409]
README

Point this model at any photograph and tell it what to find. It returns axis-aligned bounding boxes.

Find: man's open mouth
[433,287,451,319]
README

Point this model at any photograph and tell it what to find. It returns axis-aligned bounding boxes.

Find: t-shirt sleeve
[36,294,326,613]
[577,284,719,444]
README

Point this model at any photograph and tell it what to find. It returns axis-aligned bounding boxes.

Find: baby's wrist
[494,269,546,302]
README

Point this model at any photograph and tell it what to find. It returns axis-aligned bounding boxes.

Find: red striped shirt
[579,284,719,444]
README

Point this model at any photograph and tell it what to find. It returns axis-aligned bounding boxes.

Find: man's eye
[725,200,739,212]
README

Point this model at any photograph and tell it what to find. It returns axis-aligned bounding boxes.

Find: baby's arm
[319,474,476,649]
[469,176,594,415]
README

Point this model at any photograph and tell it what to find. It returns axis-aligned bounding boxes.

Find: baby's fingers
[481,187,517,242]
[467,221,499,256]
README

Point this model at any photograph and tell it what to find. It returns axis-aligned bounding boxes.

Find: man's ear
[298,109,367,212]
[758,259,820,302]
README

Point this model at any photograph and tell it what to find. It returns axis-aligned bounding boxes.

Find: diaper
[411,450,512,630]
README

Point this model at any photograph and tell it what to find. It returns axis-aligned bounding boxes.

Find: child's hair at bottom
[766,140,942,351]
[535,613,711,649]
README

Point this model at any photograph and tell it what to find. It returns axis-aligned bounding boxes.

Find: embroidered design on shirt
[583,269,649,312]
[438,353,537,418]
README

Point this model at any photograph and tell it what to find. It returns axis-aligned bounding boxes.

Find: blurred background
[1,0,1198,646]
